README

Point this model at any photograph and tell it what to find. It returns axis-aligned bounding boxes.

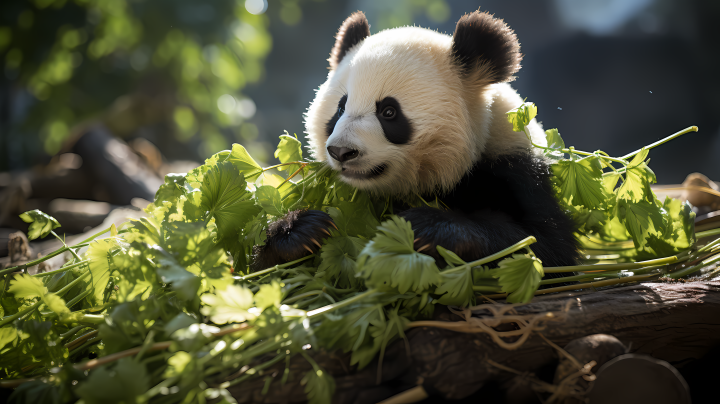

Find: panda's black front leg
[250,210,336,271]
[398,207,533,267]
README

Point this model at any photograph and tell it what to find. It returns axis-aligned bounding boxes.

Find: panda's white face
[305,27,481,197]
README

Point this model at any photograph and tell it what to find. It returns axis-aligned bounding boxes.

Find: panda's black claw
[309,237,322,249]
[250,209,335,272]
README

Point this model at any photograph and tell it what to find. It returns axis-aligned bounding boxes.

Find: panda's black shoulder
[439,152,557,217]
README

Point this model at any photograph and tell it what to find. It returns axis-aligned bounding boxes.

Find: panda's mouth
[341,164,387,179]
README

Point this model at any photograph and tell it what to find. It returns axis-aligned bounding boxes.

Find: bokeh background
[1,0,719,234]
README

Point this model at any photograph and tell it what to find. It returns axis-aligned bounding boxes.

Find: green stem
[135,330,156,363]
[299,350,321,372]
[33,260,89,278]
[525,127,627,165]
[236,254,314,280]
[620,126,698,160]
[283,290,322,304]
[64,289,92,309]
[544,255,678,273]
[56,271,91,298]
[59,313,105,325]
[667,252,720,279]
[445,236,537,275]
[472,285,503,293]
[224,353,286,387]
[696,228,720,239]
[539,272,619,285]
[0,248,67,277]
[0,301,41,327]
[69,337,100,358]
[142,376,180,401]
[277,163,308,188]
[76,226,113,245]
[60,325,87,340]
[307,289,377,318]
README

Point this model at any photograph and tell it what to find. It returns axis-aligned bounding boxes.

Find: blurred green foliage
[0,0,273,167]
[369,0,451,30]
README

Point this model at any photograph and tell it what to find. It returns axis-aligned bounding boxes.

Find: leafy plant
[0,102,714,404]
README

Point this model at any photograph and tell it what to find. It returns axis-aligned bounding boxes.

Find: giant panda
[252,10,579,272]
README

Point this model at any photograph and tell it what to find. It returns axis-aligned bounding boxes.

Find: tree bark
[226,281,720,403]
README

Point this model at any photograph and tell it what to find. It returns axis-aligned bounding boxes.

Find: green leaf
[0,326,18,350]
[201,162,260,239]
[75,358,149,404]
[357,216,441,294]
[544,128,565,159]
[544,128,565,150]
[435,267,475,307]
[551,157,606,210]
[155,252,201,301]
[616,148,656,203]
[435,245,466,267]
[602,172,621,194]
[326,201,380,239]
[19,210,61,240]
[506,102,538,132]
[8,274,70,315]
[274,134,303,173]
[574,208,608,233]
[43,293,70,315]
[492,254,544,303]
[6,378,61,404]
[255,281,282,311]
[617,199,664,250]
[85,239,118,305]
[255,185,285,216]
[153,173,187,206]
[200,284,255,324]
[227,143,263,181]
[318,237,364,289]
[302,366,336,404]
[9,274,47,299]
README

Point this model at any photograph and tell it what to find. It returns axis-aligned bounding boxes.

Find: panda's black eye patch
[375,97,411,144]
[325,94,348,137]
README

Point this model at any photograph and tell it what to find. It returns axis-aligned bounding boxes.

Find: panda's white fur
[304,26,546,197]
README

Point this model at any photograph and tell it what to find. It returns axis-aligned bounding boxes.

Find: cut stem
[307,289,377,318]
[236,254,315,280]
[33,260,89,278]
[696,228,720,239]
[481,273,658,300]
[446,236,538,275]
[543,255,678,273]
[620,126,698,160]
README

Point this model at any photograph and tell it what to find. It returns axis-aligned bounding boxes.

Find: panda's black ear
[329,11,370,70]
[452,11,522,83]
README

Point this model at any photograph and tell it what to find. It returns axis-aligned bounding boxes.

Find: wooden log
[226,281,720,403]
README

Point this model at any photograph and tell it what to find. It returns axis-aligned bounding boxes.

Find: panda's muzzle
[341,163,387,179]
[327,146,359,163]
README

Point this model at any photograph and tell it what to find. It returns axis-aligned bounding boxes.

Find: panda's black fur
[251,10,580,275]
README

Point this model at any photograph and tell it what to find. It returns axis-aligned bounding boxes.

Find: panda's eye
[381,106,396,120]
[338,106,344,116]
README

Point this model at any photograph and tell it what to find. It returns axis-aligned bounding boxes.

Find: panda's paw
[250,209,336,271]
[399,207,489,267]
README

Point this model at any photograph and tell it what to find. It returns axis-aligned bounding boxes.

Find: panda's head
[304,10,522,197]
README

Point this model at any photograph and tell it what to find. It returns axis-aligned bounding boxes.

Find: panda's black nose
[327,146,359,162]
